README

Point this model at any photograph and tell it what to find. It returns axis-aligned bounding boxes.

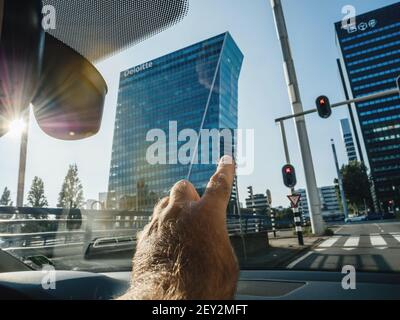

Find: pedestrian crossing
[343,236,359,248]
[316,233,400,251]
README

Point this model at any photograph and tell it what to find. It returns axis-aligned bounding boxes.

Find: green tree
[340,161,372,214]
[57,164,84,209]
[0,187,13,206]
[27,177,48,208]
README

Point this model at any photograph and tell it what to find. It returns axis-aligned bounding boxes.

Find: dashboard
[0,269,400,300]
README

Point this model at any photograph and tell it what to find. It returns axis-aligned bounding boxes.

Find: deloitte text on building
[335,2,400,209]
[108,32,243,210]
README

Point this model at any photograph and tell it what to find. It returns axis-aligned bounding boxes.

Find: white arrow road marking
[344,236,359,248]
[370,235,387,247]
[319,236,341,248]
[343,248,356,251]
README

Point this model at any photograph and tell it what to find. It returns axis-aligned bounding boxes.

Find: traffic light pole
[292,202,304,246]
[271,0,324,235]
[275,88,398,221]
[331,139,349,220]
[279,123,304,245]
[275,88,399,123]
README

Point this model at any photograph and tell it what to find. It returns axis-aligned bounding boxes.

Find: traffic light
[282,164,297,188]
[315,95,332,119]
[247,186,253,198]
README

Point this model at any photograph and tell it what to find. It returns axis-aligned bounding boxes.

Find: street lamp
[16,109,31,208]
[2,110,30,208]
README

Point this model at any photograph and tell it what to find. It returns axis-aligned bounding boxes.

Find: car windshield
[1,0,400,274]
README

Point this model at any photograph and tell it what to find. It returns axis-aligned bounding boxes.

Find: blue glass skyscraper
[340,118,358,163]
[335,2,400,209]
[108,32,243,210]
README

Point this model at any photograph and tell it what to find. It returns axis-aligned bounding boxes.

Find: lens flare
[8,119,26,137]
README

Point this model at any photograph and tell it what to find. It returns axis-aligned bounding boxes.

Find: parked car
[345,215,367,223]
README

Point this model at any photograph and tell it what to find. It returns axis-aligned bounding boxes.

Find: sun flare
[8,119,26,137]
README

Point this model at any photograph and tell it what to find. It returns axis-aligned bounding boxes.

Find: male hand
[120,155,238,300]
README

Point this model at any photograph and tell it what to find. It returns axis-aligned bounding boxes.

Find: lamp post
[16,108,30,208]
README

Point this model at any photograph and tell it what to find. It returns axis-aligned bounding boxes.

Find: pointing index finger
[200,155,235,214]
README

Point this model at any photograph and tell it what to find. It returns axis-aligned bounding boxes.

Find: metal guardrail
[0,207,291,257]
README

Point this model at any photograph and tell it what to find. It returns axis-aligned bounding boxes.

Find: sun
[8,119,27,137]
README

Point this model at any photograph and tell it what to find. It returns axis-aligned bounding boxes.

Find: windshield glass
[1,0,400,274]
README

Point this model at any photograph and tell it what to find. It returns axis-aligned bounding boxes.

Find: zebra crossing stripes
[319,236,341,248]
[344,236,359,247]
[370,234,387,246]
[390,232,400,243]
[316,233,400,250]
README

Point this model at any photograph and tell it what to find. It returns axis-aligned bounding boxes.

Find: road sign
[287,194,301,208]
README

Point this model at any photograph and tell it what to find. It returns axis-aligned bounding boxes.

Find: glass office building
[108,32,243,210]
[340,118,358,163]
[335,2,400,209]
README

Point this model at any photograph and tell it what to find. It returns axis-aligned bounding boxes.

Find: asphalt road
[287,220,400,273]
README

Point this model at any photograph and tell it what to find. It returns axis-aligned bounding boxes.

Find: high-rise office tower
[340,118,358,163]
[108,32,243,210]
[335,2,400,208]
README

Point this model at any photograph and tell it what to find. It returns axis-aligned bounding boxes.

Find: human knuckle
[216,174,230,192]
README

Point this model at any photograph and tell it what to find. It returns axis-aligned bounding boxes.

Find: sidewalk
[239,236,323,269]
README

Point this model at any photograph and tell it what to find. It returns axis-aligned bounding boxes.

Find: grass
[293,226,334,237]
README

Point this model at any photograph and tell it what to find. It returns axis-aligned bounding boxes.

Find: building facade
[335,2,400,209]
[340,118,358,162]
[296,189,310,217]
[108,33,243,210]
[319,186,341,215]
[296,186,341,217]
[245,193,271,213]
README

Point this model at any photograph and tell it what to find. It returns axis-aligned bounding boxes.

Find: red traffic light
[316,95,332,119]
[282,164,297,188]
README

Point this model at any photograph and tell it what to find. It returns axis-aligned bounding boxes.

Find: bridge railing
[0,207,277,256]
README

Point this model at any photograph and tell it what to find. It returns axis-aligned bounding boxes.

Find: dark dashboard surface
[0,270,400,300]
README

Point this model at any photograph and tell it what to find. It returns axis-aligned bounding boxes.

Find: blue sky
[0,0,398,207]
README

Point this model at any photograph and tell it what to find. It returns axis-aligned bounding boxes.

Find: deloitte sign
[123,62,153,78]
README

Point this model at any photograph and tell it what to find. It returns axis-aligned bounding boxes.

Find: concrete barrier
[229,231,269,260]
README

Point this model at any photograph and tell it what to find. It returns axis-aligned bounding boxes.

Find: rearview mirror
[32,34,108,140]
